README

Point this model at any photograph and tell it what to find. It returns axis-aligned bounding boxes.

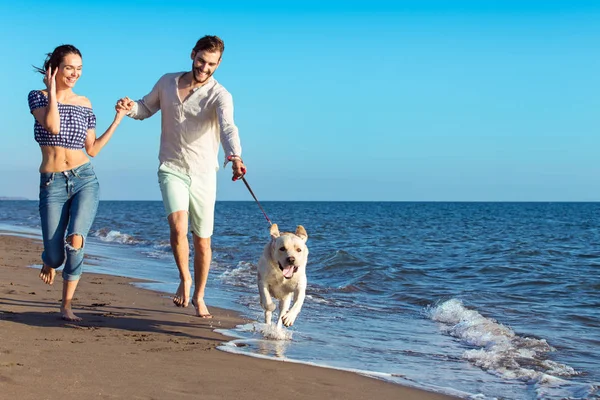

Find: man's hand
[232,159,246,181]
[115,97,134,113]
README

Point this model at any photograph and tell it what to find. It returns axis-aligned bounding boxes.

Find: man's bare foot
[191,298,212,319]
[173,279,192,307]
[60,307,82,322]
[39,265,56,285]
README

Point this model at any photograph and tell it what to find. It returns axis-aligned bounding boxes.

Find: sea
[1,200,599,400]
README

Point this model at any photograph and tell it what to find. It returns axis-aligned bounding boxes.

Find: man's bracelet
[224,155,243,166]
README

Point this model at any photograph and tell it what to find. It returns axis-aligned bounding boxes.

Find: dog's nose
[286,256,295,264]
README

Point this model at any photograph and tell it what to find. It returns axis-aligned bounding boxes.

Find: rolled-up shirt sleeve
[216,91,242,159]
[128,76,163,120]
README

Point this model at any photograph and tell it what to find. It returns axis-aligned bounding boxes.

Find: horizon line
[2,198,600,203]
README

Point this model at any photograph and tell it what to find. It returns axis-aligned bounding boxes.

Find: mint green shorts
[157,163,217,238]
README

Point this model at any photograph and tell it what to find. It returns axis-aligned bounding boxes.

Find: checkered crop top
[28,90,96,149]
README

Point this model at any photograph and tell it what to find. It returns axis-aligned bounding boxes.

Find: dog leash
[240,176,273,226]
[231,160,272,226]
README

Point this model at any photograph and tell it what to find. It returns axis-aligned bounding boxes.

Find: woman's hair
[33,44,82,75]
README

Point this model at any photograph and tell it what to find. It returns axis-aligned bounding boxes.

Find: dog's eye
[279,247,286,251]
[296,248,302,252]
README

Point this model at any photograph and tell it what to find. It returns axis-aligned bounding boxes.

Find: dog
[257,223,309,328]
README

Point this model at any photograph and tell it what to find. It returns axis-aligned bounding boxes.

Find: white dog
[257,223,309,328]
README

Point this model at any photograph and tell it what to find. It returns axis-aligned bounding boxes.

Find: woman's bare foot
[191,298,212,319]
[60,307,82,322]
[39,265,56,285]
[173,279,192,307]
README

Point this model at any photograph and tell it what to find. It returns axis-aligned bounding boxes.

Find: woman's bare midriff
[40,146,90,173]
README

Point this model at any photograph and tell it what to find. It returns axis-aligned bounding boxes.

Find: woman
[28,44,126,321]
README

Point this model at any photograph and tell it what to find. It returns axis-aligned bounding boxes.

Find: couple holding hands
[29,36,245,321]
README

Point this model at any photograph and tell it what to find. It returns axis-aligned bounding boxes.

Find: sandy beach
[0,233,460,400]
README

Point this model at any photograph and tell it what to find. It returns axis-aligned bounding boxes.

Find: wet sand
[0,233,460,400]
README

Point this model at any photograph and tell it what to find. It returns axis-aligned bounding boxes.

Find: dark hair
[33,44,82,75]
[192,35,225,56]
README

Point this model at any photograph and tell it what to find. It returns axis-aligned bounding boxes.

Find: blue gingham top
[28,90,96,149]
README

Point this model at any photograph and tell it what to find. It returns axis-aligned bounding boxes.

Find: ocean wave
[318,250,368,270]
[218,261,256,288]
[92,228,144,245]
[312,250,374,290]
[305,293,330,304]
[426,299,579,385]
[152,241,172,252]
[336,284,361,293]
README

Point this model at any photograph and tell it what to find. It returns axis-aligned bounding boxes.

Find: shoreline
[0,232,461,399]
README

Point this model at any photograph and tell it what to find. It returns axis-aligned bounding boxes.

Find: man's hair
[193,35,225,56]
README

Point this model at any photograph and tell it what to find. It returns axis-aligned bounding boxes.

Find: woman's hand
[43,66,58,94]
[115,106,128,122]
[114,97,133,122]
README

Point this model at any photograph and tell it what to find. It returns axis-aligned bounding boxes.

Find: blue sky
[1,1,599,201]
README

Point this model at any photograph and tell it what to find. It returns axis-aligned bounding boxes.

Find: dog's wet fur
[257,224,308,328]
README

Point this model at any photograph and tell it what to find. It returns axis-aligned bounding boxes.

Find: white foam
[259,323,294,341]
[427,299,579,387]
[225,322,293,341]
[92,229,141,245]
[305,294,329,304]
[218,261,255,288]
[140,250,171,259]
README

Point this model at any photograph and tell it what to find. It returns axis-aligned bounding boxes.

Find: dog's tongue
[282,265,295,279]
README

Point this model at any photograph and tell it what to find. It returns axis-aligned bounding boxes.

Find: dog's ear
[295,225,308,242]
[269,223,280,239]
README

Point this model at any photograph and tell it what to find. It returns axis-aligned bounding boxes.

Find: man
[117,35,245,318]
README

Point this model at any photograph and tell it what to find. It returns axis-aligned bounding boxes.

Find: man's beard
[192,65,212,84]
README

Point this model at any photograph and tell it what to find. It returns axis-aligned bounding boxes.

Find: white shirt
[128,72,242,175]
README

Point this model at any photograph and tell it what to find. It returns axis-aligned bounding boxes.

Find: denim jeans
[39,162,100,281]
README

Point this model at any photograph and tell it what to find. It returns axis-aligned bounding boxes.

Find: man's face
[191,50,221,84]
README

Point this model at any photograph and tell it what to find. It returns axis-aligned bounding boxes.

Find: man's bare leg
[168,211,192,307]
[191,234,212,318]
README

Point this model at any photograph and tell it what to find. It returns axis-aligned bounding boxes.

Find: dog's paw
[281,311,298,327]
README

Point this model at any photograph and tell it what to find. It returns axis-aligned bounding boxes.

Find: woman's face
[56,53,82,89]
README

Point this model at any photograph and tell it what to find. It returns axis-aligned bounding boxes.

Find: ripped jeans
[39,162,100,281]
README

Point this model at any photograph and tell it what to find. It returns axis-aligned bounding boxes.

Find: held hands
[116,97,134,112]
[114,97,134,122]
